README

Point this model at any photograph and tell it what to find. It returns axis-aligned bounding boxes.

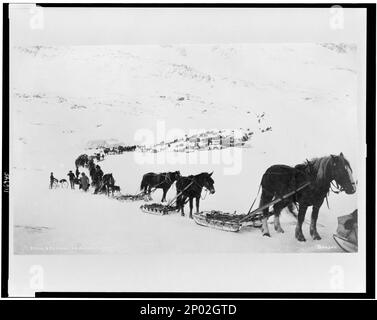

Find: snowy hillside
[10,43,359,254]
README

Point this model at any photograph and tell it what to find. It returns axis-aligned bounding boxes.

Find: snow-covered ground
[10,43,359,254]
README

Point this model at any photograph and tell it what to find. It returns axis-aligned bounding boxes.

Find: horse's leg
[176,192,183,215]
[189,197,193,219]
[195,197,200,213]
[310,201,323,240]
[161,188,167,202]
[260,189,273,237]
[273,202,285,233]
[295,204,308,241]
[94,182,100,194]
[180,196,186,216]
[176,194,181,212]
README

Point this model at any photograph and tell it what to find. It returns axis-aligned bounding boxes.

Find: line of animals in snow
[51,151,356,242]
[50,146,136,194]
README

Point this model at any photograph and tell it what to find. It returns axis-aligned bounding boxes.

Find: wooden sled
[114,193,150,202]
[193,210,262,232]
[333,234,358,253]
[333,210,358,252]
[140,203,177,215]
[193,182,311,232]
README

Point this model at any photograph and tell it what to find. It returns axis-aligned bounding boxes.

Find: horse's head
[331,153,356,194]
[202,171,215,194]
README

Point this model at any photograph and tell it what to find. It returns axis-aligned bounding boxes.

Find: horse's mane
[307,156,333,185]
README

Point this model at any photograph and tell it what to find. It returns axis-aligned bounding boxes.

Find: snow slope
[10,43,359,254]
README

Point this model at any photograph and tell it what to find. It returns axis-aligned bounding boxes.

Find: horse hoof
[296,235,306,242]
[313,234,322,240]
[263,232,271,237]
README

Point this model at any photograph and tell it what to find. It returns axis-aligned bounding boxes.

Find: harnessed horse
[176,172,215,219]
[140,171,181,202]
[259,153,356,241]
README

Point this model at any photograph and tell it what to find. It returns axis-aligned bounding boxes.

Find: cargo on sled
[193,182,311,232]
[333,209,358,252]
[193,210,263,232]
[140,203,177,215]
[114,191,150,202]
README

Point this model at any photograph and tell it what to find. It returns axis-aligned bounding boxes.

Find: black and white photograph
[2,3,374,297]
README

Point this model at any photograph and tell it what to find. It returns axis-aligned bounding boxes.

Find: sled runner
[193,182,311,232]
[333,234,357,253]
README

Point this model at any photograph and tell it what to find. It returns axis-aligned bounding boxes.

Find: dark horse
[75,154,89,169]
[259,153,356,241]
[95,173,115,196]
[176,172,215,219]
[88,160,96,185]
[140,171,181,202]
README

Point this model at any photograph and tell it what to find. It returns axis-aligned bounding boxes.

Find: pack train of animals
[50,151,356,242]
[84,128,261,155]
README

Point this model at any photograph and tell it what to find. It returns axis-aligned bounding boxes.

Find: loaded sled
[140,203,177,215]
[193,182,311,232]
[333,209,358,252]
[193,210,262,232]
[114,191,150,202]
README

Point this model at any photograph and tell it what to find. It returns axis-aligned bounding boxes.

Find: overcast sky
[9,5,366,46]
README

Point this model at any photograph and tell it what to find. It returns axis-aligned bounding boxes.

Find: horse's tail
[258,171,274,216]
[258,187,274,218]
[175,184,182,208]
[140,176,147,191]
[286,202,298,218]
